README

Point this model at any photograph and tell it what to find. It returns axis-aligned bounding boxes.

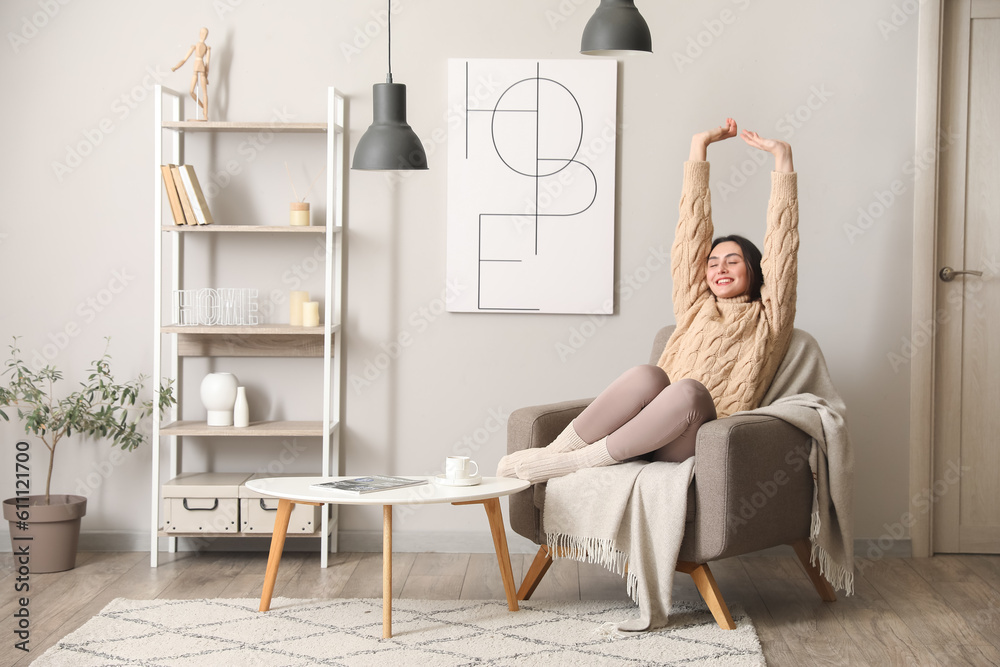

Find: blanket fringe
[545,532,640,606]
[810,511,855,595]
[593,622,629,639]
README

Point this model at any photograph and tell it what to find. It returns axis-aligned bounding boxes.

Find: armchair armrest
[681,414,814,563]
[506,398,594,455]
[506,398,592,544]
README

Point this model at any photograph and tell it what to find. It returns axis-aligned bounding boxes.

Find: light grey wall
[0,0,918,551]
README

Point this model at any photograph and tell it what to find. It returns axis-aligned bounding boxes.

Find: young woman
[498,118,798,483]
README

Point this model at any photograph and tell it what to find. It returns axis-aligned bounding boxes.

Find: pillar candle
[302,301,320,328]
[289,291,309,326]
[289,202,310,226]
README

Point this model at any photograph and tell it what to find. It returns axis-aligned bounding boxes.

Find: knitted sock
[496,422,590,477]
[496,451,525,478]
[514,438,616,483]
[546,421,590,453]
[496,448,548,477]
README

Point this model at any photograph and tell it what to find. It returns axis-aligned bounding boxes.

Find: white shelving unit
[150,85,345,567]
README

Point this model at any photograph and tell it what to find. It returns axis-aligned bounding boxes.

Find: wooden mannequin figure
[172,27,211,121]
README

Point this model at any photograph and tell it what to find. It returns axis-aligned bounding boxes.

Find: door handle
[939,266,984,282]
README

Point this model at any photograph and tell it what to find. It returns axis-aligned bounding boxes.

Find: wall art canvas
[447,59,618,314]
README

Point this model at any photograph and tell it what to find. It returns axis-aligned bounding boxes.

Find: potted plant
[0,338,174,572]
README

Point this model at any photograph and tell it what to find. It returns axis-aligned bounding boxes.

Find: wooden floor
[2,549,999,666]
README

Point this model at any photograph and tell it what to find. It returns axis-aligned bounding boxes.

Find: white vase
[200,372,239,426]
[233,386,249,428]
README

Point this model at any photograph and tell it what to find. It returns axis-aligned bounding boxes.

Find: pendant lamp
[352,1,428,170]
[581,0,653,56]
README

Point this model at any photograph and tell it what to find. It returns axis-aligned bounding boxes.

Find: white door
[933,0,1000,554]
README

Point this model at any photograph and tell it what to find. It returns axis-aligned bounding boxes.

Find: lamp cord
[387,0,392,82]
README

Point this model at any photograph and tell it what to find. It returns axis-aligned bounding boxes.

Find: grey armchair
[506,325,837,630]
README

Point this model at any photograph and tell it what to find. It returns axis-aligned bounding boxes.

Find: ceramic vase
[201,372,239,426]
[233,386,249,428]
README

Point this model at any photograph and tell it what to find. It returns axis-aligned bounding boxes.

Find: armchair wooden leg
[676,561,736,630]
[518,545,554,601]
[790,539,837,602]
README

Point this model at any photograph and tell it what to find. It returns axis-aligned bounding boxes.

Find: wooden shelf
[162,225,340,234]
[157,527,330,538]
[152,86,345,568]
[162,121,327,133]
[162,324,340,335]
[160,420,337,437]
[166,325,339,357]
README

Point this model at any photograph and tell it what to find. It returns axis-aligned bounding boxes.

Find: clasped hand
[690,118,794,172]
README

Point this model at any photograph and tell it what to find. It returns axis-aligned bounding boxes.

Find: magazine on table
[310,475,428,495]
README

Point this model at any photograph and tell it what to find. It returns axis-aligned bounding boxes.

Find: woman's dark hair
[710,234,763,301]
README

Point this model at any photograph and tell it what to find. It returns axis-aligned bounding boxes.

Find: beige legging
[574,365,717,463]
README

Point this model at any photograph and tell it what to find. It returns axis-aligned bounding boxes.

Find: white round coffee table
[246,475,530,638]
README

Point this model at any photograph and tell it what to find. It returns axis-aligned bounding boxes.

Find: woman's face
[706,241,749,299]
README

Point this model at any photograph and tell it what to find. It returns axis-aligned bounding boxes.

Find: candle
[289,291,309,326]
[289,202,310,226]
[302,301,320,328]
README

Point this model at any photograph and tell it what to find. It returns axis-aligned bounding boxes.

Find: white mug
[445,456,479,480]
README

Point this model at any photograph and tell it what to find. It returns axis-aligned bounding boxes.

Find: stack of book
[161,164,214,225]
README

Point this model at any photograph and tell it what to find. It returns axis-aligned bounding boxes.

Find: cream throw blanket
[739,329,855,596]
[543,459,695,632]
[542,329,853,631]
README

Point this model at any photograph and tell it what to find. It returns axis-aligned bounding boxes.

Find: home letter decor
[446,59,617,314]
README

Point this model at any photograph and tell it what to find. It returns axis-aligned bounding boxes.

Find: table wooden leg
[383,504,392,639]
[483,498,519,611]
[259,498,293,612]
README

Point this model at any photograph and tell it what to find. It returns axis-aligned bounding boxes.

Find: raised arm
[172,45,195,72]
[672,119,739,317]
[741,131,798,333]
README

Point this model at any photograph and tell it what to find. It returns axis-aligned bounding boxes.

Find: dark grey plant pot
[3,495,87,573]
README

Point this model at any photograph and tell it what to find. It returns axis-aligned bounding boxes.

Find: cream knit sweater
[655,161,799,418]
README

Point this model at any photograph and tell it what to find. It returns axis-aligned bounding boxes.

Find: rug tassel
[593,621,628,639]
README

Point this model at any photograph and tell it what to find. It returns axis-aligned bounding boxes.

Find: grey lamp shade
[581,0,652,55]
[352,81,428,170]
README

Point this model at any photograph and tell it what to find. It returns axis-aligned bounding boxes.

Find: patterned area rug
[34,597,765,666]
